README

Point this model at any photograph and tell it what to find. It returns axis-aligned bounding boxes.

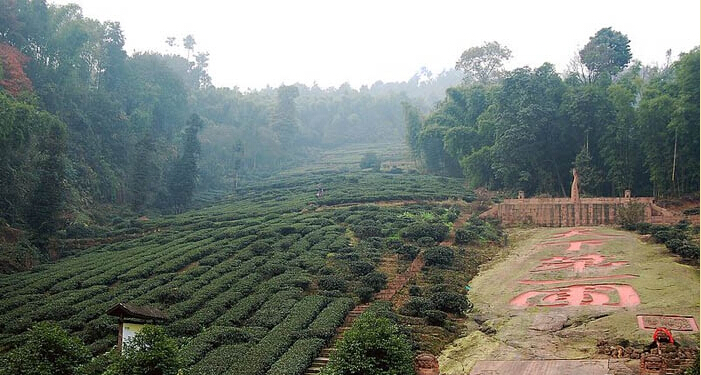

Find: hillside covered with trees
[0,0,459,256]
[405,33,699,199]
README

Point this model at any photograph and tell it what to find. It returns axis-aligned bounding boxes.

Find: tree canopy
[408,31,699,198]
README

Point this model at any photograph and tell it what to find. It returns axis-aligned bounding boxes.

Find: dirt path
[305,250,426,375]
[438,227,700,374]
[441,209,471,247]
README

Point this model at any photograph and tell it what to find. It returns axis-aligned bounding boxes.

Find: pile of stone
[597,341,644,359]
[597,340,698,375]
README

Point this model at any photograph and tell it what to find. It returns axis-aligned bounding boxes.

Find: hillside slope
[0,171,472,374]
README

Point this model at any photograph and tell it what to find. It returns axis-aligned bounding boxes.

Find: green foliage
[395,243,420,260]
[423,310,447,326]
[361,271,388,292]
[318,276,347,292]
[400,222,449,242]
[574,146,603,196]
[106,325,180,375]
[321,311,415,375]
[616,202,646,229]
[0,322,90,375]
[455,216,503,245]
[267,338,325,375]
[167,114,204,211]
[456,41,512,84]
[354,286,375,303]
[430,291,470,314]
[625,222,699,264]
[423,246,455,268]
[348,260,374,276]
[0,172,481,373]
[360,152,381,170]
[579,27,632,83]
[409,32,697,198]
[306,298,354,341]
[399,297,434,317]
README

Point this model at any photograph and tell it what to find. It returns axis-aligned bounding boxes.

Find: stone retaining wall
[481,197,656,227]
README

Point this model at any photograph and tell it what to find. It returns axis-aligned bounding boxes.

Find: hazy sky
[52,0,700,90]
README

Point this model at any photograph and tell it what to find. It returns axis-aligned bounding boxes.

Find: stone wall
[480,197,655,227]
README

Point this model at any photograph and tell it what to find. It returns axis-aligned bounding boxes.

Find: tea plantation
[0,171,474,374]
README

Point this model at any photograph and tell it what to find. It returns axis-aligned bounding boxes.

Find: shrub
[383,237,403,251]
[396,244,420,260]
[399,297,434,317]
[683,207,699,215]
[408,285,422,296]
[424,246,455,268]
[348,261,374,276]
[0,322,91,375]
[400,222,449,242]
[355,286,375,303]
[306,298,354,341]
[360,153,381,170]
[424,310,447,326]
[635,222,654,234]
[430,291,469,314]
[417,236,436,247]
[455,228,479,244]
[321,312,414,375]
[616,202,646,229]
[267,338,325,375]
[318,276,347,292]
[352,220,382,239]
[107,325,180,375]
[361,272,387,292]
[179,327,251,367]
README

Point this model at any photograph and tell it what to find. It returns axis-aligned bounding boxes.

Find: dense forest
[0,1,459,241]
[405,34,700,198]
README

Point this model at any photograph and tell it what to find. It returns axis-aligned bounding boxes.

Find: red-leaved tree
[0,43,32,96]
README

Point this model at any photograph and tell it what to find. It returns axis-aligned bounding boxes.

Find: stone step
[311,357,329,366]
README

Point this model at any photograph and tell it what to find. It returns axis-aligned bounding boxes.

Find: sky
[52,0,700,91]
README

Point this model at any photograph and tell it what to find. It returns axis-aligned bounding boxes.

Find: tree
[167,114,203,210]
[182,34,195,60]
[490,64,568,195]
[402,101,422,160]
[360,152,381,170]
[271,85,299,151]
[100,21,127,92]
[455,41,512,84]
[321,311,415,375]
[129,134,159,211]
[667,48,700,195]
[600,76,641,195]
[0,42,33,96]
[0,322,90,375]
[26,117,67,235]
[573,146,603,196]
[579,27,632,83]
[106,325,180,375]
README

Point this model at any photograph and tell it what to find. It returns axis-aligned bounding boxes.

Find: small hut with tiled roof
[106,302,167,352]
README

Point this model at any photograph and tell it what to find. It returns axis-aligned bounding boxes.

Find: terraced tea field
[0,171,474,374]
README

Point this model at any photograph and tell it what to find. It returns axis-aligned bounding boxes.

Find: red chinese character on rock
[532,253,628,273]
[550,229,594,239]
[510,284,640,308]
